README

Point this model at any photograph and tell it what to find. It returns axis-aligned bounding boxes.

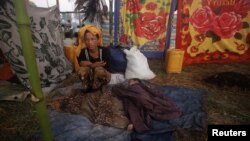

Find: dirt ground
[0,59,249,141]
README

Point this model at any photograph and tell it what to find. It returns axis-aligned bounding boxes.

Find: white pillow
[124,46,156,80]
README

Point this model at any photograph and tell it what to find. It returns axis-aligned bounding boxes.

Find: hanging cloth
[119,0,172,50]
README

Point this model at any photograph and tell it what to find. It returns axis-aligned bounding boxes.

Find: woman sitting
[76,25,111,91]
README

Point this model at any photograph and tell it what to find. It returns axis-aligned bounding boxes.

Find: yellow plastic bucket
[165,49,184,73]
[64,45,81,71]
[64,45,76,65]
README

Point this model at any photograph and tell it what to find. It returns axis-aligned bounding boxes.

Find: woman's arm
[80,60,106,68]
[90,61,106,68]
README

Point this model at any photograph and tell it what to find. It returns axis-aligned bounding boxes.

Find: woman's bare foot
[127,124,134,130]
[128,79,139,85]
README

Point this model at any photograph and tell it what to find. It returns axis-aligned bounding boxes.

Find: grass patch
[0,100,39,141]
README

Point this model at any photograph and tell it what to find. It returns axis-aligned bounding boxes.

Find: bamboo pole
[13,0,54,141]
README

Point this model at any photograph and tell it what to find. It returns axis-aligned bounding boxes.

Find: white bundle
[123,46,156,80]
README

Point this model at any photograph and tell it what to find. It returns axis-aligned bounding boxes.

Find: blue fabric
[48,111,131,141]
[151,85,207,132]
[108,45,128,73]
[130,82,207,141]
[35,82,206,141]
[131,131,174,141]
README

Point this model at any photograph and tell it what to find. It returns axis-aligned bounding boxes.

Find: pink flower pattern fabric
[176,0,250,65]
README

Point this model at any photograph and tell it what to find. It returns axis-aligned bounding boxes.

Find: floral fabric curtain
[176,0,250,65]
[0,1,72,93]
[119,0,173,53]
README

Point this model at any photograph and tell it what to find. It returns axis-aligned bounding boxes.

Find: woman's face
[84,32,98,50]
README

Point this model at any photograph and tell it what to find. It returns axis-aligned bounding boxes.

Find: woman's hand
[90,61,106,68]
[79,61,92,67]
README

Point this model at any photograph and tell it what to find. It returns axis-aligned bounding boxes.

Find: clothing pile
[112,80,182,132]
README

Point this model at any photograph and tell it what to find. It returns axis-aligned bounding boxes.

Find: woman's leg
[92,67,111,89]
[77,66,91,90]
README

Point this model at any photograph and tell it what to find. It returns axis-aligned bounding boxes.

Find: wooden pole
[109,0,113,45]
[114,0,120,45]
[56,0,60,11]
[13,0,54,141]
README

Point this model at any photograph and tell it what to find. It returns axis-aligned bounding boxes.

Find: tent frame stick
[13,0,54,141]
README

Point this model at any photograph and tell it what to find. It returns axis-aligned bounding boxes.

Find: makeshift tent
[0,0,212,141]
